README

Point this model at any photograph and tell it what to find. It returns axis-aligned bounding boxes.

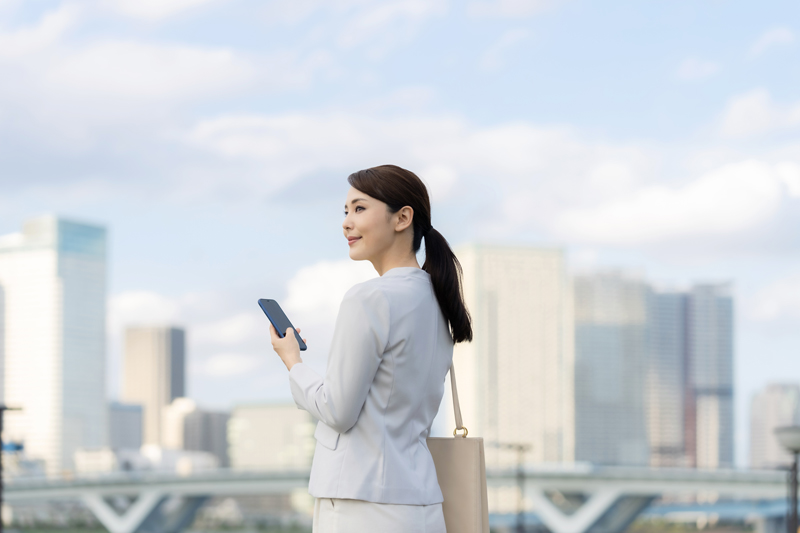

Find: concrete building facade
[108,401,143,450]
[750,383,800,469]
[438,244,575,469]
[122,326,185,446]
[163,397,230,467]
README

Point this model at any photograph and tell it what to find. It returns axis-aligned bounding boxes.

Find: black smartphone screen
[258,299,307,351]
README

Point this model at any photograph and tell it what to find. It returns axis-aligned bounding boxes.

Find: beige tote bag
[427,363,490,533]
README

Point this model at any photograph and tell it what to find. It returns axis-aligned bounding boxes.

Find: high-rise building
[687,284,734,469]
[573,271,649,466]
[108,401,143,450]
[163,397,230,467]
[122,326,185,446]
[571,274,734,469]
[750,384,800,469]
[646,290,687,467]
[438,244,575,468]
[0,215,107,474]
[228,403,315,470]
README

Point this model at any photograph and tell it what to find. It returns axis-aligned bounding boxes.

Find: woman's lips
[347,237,361,246]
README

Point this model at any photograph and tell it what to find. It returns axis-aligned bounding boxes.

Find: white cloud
[468,0,554,17]
[777,162,800,197]
[44,40,254,100]
[719,89,800,138]
[193,313,262,345]
[676,58,720,81]
[359,86,436,113]
[103,0,221,21]
[0,4,78,59]
[0,12,331,148]
[750,275,800,322]
[183,111,656,215]
[192,352,264,377]
[479,29,530,72]
[260,0,447,57]
[555,160,787,245]
[748,27,795,59]
[420,164,458,201]
[284,259,377,324]
[337,0,447,51]
[108,290,183,334]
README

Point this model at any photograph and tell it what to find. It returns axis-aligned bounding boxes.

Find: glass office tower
[646,290,688,466]
[0,215,107,474]
[687,284,734,469]
[573,276,734,468]
[573,271,650,466]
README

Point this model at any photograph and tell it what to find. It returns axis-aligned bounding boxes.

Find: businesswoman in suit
[269,164,472,533]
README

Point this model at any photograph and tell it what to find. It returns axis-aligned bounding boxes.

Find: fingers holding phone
[260,298,308,371]
[268,322,304,371]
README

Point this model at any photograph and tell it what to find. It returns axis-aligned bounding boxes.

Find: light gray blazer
[288,266,454,505]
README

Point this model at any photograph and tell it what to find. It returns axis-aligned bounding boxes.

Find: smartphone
[258,299,307,351]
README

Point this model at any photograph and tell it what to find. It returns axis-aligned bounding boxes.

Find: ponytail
[347,165,473,344]
[422,227,473,343]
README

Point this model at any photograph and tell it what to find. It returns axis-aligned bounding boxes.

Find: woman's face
[342,186,396,262]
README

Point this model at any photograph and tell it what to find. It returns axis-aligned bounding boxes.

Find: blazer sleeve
[288,282,391,434]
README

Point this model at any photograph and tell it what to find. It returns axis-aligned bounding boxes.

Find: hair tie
[423,225,433,237]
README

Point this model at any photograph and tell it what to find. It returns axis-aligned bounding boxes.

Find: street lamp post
[490,442,532,533]
[775,426,800,533]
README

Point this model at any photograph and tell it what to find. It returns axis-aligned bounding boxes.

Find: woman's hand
[269,323,307,371]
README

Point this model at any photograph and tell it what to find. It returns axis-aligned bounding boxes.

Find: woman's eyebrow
[344,198,368,208]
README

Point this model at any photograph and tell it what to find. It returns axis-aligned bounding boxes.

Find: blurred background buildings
[750,384,800,469]
[122,326,186,446]
[0,215,107,475]
[0,216,783,478]
[0,1,797,530]
[0,215,793,530]
[573,274,734,469]
[443,244,575,469]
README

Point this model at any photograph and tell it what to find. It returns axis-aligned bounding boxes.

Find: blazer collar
[381,266,427,278]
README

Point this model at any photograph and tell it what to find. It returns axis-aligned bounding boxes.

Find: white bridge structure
[5,466,787,533]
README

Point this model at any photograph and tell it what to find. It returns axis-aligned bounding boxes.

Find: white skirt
[312,497,446,533]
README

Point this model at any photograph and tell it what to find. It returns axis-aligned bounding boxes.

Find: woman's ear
[395,206,414,233]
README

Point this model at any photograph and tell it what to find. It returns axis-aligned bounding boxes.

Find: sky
[1,0,799,468]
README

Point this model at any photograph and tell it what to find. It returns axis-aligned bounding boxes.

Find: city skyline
[573,272,735,468]
[1,2,799,472]
[0,214,778,472]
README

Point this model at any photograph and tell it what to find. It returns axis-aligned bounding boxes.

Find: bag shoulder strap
[449,363,466,435]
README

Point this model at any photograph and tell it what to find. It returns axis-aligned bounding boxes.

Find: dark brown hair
[347,164,473,344]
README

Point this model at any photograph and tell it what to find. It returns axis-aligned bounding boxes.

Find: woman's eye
[355,206,364,212]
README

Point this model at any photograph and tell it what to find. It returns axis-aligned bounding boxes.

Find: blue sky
[1,0,799,467]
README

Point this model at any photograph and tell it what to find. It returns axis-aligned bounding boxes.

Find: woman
[269,164,472,533]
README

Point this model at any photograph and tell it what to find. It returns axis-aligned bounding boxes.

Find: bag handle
[449,363,468,437]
